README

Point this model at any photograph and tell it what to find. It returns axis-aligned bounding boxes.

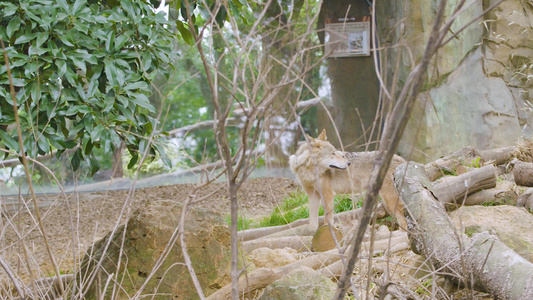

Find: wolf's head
[289,129,351,173]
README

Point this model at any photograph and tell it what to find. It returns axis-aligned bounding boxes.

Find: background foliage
[0,0,175,174]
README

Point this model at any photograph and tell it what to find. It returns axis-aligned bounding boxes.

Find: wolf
[289,129,407,230]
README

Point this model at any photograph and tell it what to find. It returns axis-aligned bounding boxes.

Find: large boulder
[249,247,298,269]
[450,205,533,262]
[78,199,231,299]
[258,267,336,300]
[420,49,521,159]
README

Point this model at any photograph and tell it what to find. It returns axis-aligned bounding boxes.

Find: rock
[450,205,533,262]
[258,267,336,300]
[249,247,298,269]
[402,48,522,162]
[78,200,231,299]
[311,224,343,252]
[483,0,533,86]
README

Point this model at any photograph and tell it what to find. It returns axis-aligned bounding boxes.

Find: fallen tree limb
[464,189,517,206]
[318,238,410,279]
[241,236,313,253]
[432,165,496,207]
[395,162,533,299]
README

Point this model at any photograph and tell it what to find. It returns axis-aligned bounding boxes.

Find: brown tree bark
[395,162,533,299]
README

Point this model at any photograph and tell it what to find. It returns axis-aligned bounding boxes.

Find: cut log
[432,165,496,207]
[241,236,313,253]
[425,146,483,181]
[479,146,515,165]
[517,188,533,211]
[464,189,517,206]
[395,162,533,299]
[513,161,533,187]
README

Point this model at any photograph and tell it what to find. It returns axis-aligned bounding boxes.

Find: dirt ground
[1,177,298,286]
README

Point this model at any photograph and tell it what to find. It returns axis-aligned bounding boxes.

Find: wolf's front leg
[320,178,335,226]
[306,188,320,229]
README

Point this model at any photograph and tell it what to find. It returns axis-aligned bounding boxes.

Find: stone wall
[377,0,533,162]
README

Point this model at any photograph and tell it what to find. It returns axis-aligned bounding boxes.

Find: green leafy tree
[0,0,175,174]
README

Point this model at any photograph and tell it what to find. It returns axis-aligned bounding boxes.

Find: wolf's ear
[317,129,327,141]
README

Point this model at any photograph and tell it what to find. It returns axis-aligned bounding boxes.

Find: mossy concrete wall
[375,0,533,162]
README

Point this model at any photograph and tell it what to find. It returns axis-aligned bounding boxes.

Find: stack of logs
[208,144,533,299]
[398,145,533,299]
[424,145,533,210]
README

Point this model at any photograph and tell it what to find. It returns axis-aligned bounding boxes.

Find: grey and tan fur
[289,129,407,230]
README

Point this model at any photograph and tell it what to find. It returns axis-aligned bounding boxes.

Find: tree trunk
[432,165,497,207]
[395,162,533,299]
[513,161,533,186]
[317,0,380,152]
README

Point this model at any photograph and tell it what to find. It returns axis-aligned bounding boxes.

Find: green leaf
[36,31,49,48]
[103,96,115,113]
[56,60,67,77]
[0,131,19,150]
[84,139,94,155]
[37,134,50,153]
[7,16,21,38]
[105,30,115,52]
[14,33,37,44]
[154,142,171,168]
[90,124,105,141]
[114,35,129,50]
[71,148,82,171]
[108,129,121,147]
[127,153,139,169]
[2,3,18,17]
[72,57,86,74]
[72,0,87,16]
[176,21,194,45]
[87,156,99,176]
[141,52,152,71]
[124,81,149,91]
[129,93,155,111]
[28,81,41,102]
[104,60,118,88]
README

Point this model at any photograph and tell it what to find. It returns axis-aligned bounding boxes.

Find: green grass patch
[259,191,363,227]
[225,215,253,231]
